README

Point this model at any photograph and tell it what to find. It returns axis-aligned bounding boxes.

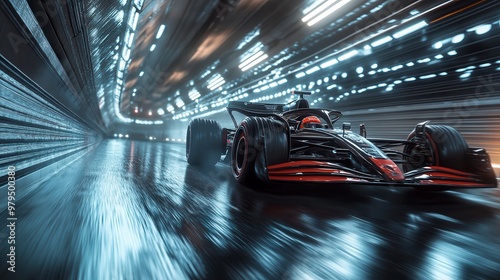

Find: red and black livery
[186,91,497,190]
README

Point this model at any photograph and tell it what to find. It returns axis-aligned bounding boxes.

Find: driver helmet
[299,116,322,129]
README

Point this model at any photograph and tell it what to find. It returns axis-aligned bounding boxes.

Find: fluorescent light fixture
[239,51,264,69]
[157,108,165,115]
[305,0,352,26]
[188,89,201,100]
[166,104,175,112]
[175,98,185,108]
[473,24,491,35]
[240,42,264,61]
[127,32,135,47]
[128,7,136,26]
[391,65,403,71]
[129,11,139,31]
[150,44,156,51]
[370,4,383,14]
[139,71,144,76]
[305,66,320,75]
[241,54,268,71]
[447,50,457,56]
[208,78,226,90]
[302,0,338,23]
[338,50,358,61]
[370,36,392,47]
[459,72,471,79]
[122,47,131,60]
[156,24,166,39]
[269,82,278,88]
[208,76,224,86]
[303,0,327,15]
[393,20,427,38]
[277,78,287,84]
[295,72,306,78]
[417,58,431,63]
[320,58,338,68]
[119,59,126,71]
[207,75,226,90]
[433,41,443,49]
[451,34,464,43]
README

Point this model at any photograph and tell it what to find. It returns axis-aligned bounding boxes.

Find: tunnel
[1,0,500,279]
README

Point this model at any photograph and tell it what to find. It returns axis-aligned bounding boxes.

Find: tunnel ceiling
[77,0,497,124]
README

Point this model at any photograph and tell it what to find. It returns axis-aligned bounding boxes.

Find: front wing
[266,161,498,188]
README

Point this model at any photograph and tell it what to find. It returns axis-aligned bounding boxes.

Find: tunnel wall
[0,64,101,183]
[0,0,103,183]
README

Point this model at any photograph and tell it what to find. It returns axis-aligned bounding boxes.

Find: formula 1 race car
[186,91,497,190]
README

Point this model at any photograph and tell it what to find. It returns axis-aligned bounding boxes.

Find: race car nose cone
[370,158,405,182]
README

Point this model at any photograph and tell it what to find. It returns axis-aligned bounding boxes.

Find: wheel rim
[234,134,247,177]
[404,135,434,172]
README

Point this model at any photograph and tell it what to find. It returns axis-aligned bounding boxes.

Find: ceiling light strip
[306,0,351,26]
[239,51,265,69]
[156,24,166,39]
[241,54,268,72]
[302,0,339,23]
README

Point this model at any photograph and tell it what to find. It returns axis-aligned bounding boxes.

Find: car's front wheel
[403,124,468,172]
[231,117,289,186]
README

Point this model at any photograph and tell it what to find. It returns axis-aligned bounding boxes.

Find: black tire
[231,117,289,185]
[186,119,222,166]
[404,124,468,172]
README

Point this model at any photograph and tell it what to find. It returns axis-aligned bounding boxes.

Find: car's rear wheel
[403,124,468,172]
[231,117,289,185]
[186,118,222,166]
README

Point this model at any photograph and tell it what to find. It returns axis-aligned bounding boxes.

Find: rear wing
[227,101,284,128]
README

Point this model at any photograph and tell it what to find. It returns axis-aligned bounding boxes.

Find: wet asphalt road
[1,139,500,279]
